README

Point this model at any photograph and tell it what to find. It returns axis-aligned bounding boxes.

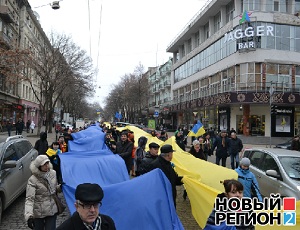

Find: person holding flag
[187,120,206,139]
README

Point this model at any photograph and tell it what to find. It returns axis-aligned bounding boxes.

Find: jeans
[230,153,240,169]
[216,156,227,167]
[34,215,57,230]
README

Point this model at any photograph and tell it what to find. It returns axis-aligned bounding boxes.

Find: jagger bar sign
[224,11,274,50]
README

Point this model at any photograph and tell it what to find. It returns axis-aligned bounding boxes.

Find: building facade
[0,0,62,129]
[167,0,300,137]
[148,58,173,129]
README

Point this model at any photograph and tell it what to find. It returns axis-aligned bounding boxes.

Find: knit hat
[240,157,251,167]
[34,155,50,168]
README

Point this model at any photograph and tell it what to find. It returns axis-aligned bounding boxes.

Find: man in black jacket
[34,131,48,155]
[212,130,230,167]
[229,132,243,169]
[113,131,133,174]
[137,142,160,175]
[149,144,183,207]
[56,183,116,230]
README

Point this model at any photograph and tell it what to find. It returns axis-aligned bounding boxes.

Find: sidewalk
[0,127,58,146]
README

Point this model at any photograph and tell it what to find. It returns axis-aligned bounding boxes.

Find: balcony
[163,97,171,103]
[0,5,13,23]
[164,80,171,87]
[0,31,11,47]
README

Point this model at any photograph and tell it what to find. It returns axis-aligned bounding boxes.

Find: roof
[245,147,300,158]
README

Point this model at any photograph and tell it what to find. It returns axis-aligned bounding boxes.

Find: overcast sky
[28,0,207,106]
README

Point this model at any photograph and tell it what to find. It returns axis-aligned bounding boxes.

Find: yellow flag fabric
[115,125,300,229]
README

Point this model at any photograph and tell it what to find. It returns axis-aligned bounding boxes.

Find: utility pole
[269,82,274,148]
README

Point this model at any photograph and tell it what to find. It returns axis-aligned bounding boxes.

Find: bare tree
[103,63,149,123]
[24,32,95,134]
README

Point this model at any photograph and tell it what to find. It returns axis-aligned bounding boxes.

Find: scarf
[43,171,56,195]
[83,216,102,230]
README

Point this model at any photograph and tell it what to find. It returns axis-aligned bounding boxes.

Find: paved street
[0,129,284,229]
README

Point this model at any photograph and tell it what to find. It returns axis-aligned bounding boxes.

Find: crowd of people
[22,121,263,230]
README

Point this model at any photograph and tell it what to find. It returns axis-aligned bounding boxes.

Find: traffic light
[271,105,278,115]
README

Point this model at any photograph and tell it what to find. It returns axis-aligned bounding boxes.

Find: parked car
[0,135,38,222]
[242,147,300,200]
[274,138,293,150]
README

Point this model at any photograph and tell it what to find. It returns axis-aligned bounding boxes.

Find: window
[274,1,279,11]
[187,38,192,53]
[261,154,279,173]
[195,32,200,47]
[214,12,221,33]
[204,22,209,40]
[14,141,32,157]
[226,0,235,23]
[249,151,264,168]
[3,145,21,162]
[296,0,300,12]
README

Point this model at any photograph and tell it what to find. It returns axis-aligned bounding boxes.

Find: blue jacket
[235,167,263,202]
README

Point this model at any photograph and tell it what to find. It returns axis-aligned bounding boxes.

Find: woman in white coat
[30,121,35,134]
[24,155,61,230]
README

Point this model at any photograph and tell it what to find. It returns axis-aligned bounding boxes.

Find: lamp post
[269,82,274,148]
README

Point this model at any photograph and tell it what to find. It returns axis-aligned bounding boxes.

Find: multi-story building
[18,4,52,125]
[0,0,61,128]
[0,0,24,125]
[148,58,173,129]
[167,0,300,137]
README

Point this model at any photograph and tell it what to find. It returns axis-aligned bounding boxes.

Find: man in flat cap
[137,142,160,176]
[56,183,116,230]
[149,144,183,207]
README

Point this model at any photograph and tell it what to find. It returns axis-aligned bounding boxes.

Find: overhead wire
[96,0,103,83]
[87,0,92,57]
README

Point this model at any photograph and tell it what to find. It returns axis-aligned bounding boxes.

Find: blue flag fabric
[68,125,106,152]
[102,169,184,230]
[60,150,130,210]
[59,125,185,230]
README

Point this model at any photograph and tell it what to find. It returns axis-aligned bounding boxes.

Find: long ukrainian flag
[188,120,206,137]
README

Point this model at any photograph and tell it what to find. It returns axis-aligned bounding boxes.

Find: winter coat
[34,132,49,155]
[189,146,206,160]
[235,166,263,202]
[150,156,183,205]
[137,152,158,175]
[24,161,58,221]
[30,121,35,130]
[114,140,133,172]
[56,211,116,230]
[228,137,243,156]
[204,193,255,230]
[212,136,230,158]
[135,136,148,173]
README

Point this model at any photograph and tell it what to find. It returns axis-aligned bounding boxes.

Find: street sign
[154,111,159,117]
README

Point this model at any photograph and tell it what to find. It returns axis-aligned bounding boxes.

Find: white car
[62,122,73,130]
[242,147,300,200]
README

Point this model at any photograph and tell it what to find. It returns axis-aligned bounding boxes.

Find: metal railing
[171,82,300,104]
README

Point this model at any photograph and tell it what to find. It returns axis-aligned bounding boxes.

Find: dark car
[0,135,38,222]
[274,138,293,150]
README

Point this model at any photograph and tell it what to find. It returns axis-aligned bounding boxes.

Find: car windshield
[279,157,300,180]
